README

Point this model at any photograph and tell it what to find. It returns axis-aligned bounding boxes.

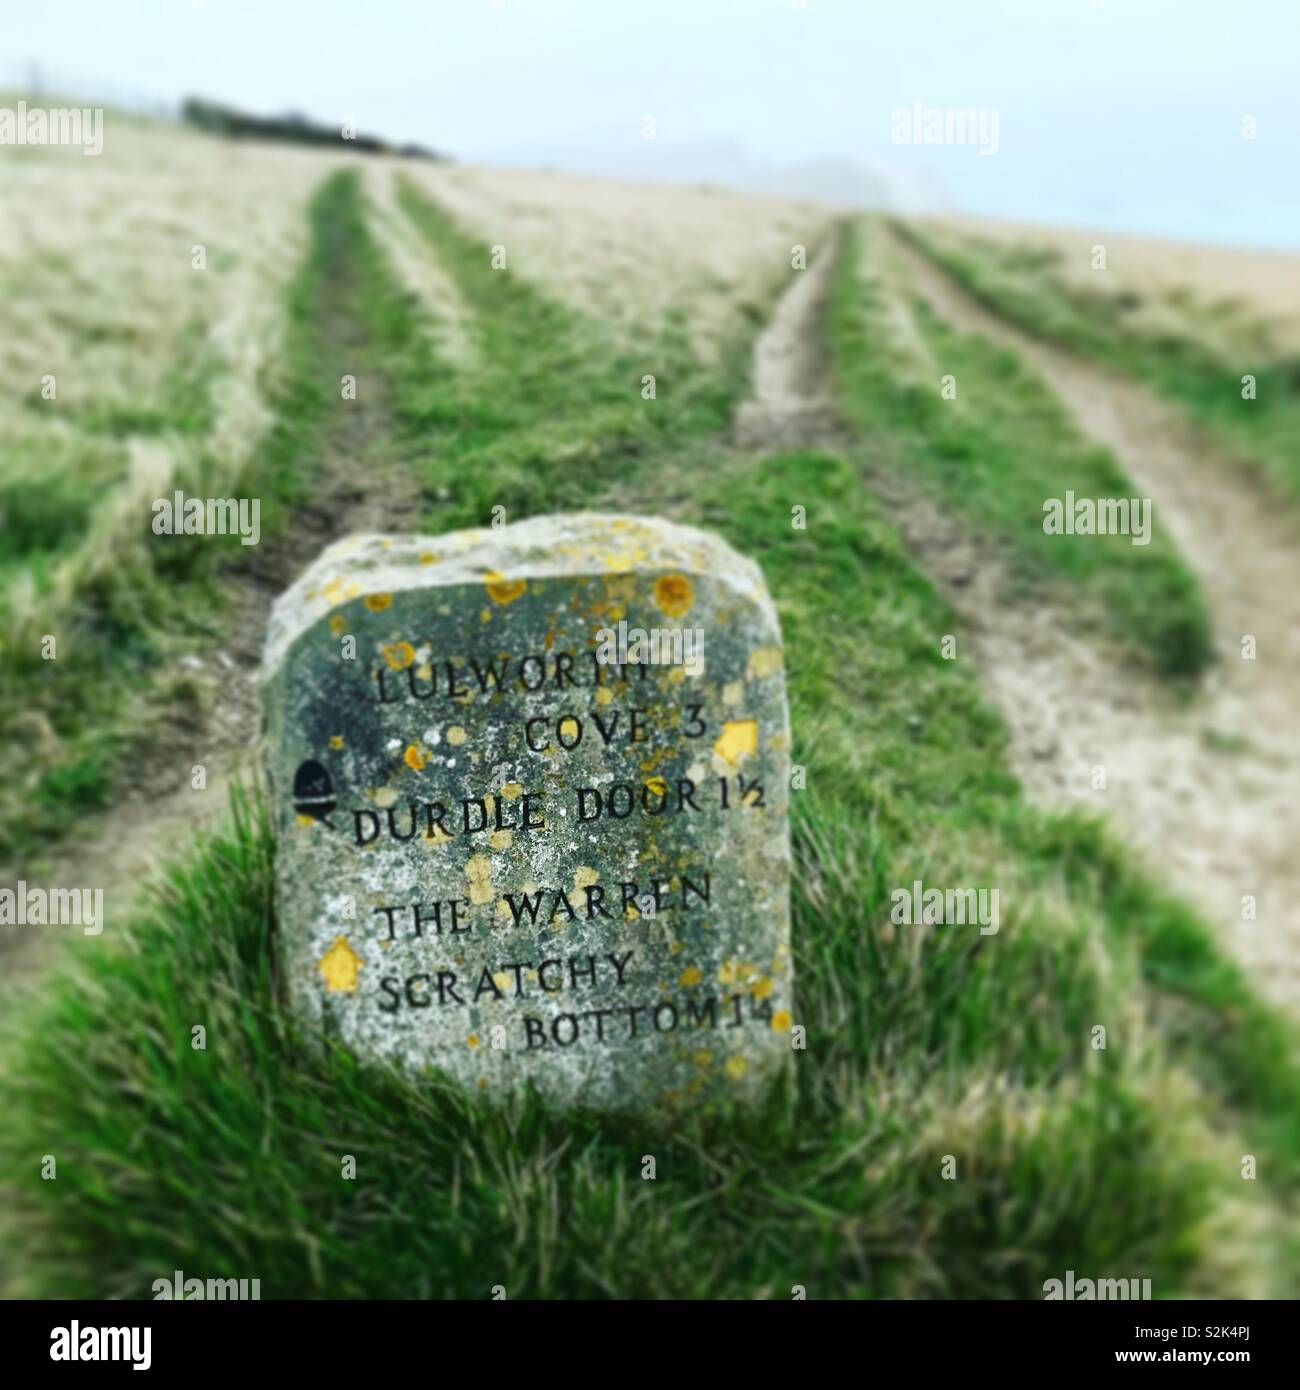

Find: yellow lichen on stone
[747,646,783,679]
[653,572,693,617]
[382,641,416,671]
[270,521,794,1104]
[713,719,758,765]
[318,936,362,992]
[718,958,759,986]
[484,571,527,605]
[465,853,494,905]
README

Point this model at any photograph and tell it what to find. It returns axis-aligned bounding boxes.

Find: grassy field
[831,221,1212,678]
[896,218,1300,508]
[2,117,1299,1299]
[0,113,341,866]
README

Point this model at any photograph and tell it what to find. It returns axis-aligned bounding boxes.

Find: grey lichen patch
[262,513,792,1111]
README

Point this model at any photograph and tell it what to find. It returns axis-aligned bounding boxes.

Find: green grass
[0,180,342,868]
[0,439,128,572]
[373,176,755,531]
[830,221,1212,679]
[896,220,1300,507]
[4,162,1297,1301]
[0,164,765,871]
[4,449,1295,1298]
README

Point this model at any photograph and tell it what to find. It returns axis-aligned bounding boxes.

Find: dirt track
[885,230,1300,1008]
[10,200,1298,1015]
[1,255,425,996]
[733,229,844,448]
[727,215,1300,1008]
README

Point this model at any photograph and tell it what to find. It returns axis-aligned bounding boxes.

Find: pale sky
[6,0,1298,247]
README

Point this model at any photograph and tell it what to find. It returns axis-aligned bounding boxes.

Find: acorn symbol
[293,759,337,827]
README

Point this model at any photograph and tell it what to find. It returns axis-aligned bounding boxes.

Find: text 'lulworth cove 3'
[261,513,793,1110]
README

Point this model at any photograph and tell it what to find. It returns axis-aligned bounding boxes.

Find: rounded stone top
[263,512,773,676]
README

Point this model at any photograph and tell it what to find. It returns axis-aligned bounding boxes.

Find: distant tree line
[182,97,444,160]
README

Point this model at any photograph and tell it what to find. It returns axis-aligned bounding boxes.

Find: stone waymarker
[262,513,792,1109]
